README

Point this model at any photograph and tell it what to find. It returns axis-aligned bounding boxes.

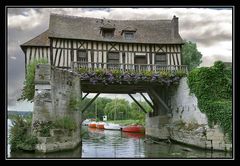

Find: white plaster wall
[170,77,208,125]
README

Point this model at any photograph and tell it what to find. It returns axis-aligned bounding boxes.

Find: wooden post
[81,93,100,113]
[140,93,154,110]
[128,94,147,113]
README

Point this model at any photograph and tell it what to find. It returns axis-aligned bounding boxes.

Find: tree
[182,41,203,71]
[104,99,130,120]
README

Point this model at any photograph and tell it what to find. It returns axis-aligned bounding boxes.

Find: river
[7,119,232,159]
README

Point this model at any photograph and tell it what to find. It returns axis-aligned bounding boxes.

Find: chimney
[171,15,179,39]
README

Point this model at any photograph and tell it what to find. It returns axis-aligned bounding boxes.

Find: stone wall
[32,65,82,153]
[145,77,232,151]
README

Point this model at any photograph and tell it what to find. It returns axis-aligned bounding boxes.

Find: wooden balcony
[71,61,188,74]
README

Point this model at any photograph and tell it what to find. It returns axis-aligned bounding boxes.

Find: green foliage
[53,116,77,131]
[33,121,53,137]
[95,68,104,76]
[82,97,152,125]
[104,99,131,120]
[9,115,38,151]
[142,70,154,77]
[188,61,232,141]
[18,58,48,102]
[182,41,203,71]
[159,71,172,78]
[175,70,187,77]
[68,96,82,111]
[33,117,77,136]
[78,67,88,73]
[111,69,122,77]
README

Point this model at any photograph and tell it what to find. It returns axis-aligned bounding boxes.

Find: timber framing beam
[81,93,100,113]
[82,93,89,100]
[128,94,147,113]
[148,88,170,112]
[139,93,154,110]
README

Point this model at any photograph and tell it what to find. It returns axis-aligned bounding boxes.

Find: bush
[53,116,77,131]
[18,58,48,102]
[188,61,232,142]
[9,115,38,151]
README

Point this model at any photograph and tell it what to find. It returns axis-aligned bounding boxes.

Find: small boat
[82,119,91,126]
[104,123,121,130]
[96,122,105,129]
[88,121,97,128]
[122,125,145,133]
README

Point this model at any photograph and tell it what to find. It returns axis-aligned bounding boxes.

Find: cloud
[7,8,232,109]
[8,9,46,30]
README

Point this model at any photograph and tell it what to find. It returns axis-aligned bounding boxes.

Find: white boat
[104,122,122,130]
[82,119,91,126]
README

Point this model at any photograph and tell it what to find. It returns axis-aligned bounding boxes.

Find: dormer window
[124,32,134,40]
[100,22,115,39]
[121,26,137,40]
[102,30,114,38]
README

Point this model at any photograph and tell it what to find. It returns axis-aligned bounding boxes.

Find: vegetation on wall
[33,116,77,137]
[188,61,232,141]
[18,59,48,102]
[78,68,187,86]
[182,41,203,71]
[9,115,38,151]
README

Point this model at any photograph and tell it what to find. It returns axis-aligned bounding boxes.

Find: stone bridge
[32,64,231,153]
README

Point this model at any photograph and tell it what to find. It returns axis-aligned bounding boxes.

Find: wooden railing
[71,61,188,74]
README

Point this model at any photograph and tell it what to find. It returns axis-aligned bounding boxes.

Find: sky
[7,8,233,111]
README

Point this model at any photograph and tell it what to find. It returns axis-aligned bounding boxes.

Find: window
[155,53,167,66]
[77,50,87,62]
[102,30,114,39]
[107,52,119,63]
[124,32,134,40]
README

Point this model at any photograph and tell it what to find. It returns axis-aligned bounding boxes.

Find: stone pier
[145,78,232,151]
[32,64,82,153]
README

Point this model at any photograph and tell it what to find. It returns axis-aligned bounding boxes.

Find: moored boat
[122,125,145,133]
[82,119,91,126]
[88,121,97,128]
[96,122,105,129]
[104,123,121,130]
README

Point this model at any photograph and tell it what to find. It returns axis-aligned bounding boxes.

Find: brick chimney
[171,15,179,39]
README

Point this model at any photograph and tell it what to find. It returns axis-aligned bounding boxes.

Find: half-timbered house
[21,13,184,72]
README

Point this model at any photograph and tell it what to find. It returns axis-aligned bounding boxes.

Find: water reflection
[8,120,232,159]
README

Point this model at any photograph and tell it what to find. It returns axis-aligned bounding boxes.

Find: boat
[82,119,91,126]
[96,122,105,129]
[104,122,122,130]
[122,125,145,133]
[88,121,97,128]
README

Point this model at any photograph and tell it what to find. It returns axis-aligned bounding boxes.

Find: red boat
[122,125,145,133]
[96,122,105,129]
[88,122,97,128]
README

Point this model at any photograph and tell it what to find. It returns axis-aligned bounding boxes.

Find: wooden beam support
[81,93,100,113]
[128,94,147,113]
[148,88,170,112]
[82,93,89,100]
[140,93,154,110]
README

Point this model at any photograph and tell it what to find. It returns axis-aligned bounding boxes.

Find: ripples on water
[8,120,232,159]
